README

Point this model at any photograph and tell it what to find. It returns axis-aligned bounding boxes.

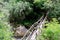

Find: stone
[14,25,30,37]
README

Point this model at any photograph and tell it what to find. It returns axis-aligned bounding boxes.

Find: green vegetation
[0,10,13,40]
[37,18,60,40]
[0,20,13,40]
[9,0,53,27]
[0,0,60,40]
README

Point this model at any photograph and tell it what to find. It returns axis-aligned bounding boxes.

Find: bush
[0,20,13,40]
[9,1,33,27]
[0,3,13,40]
[37,18,60,40]
[9,0,53,27]
[48,0,60,18]
[34,0,53,9]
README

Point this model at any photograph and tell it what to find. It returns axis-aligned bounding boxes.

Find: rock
[14,25,30,37]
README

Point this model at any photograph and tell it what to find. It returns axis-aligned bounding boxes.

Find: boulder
[14,25,30,37]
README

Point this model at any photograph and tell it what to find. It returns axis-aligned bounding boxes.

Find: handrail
[21,15,44,40]
[21,11,49,40]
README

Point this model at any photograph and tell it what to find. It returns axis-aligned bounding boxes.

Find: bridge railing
[21,11,49,40]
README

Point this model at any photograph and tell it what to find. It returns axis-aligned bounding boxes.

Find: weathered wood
[21,15,44,40]
[30,15,47,40]
[15,11,49,40]
[26,11,49,40]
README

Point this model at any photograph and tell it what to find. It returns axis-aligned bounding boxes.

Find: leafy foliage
[34,0,60,20]
[34,0,53,9]
[0,2,13,40]
[0,20,13,40]
[9,1,33,27]
[8,0,54,27]
[48,0,60,18]
[0,0,60,40]
[37,18,60,40]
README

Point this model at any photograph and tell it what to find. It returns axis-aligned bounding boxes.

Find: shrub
[0,20,13,40]
[48,0,60,18]
[37,18,60,40]
[9,0,53,27]
[34,0,53,9]
[9,1,33,27]
[0,3,13,40]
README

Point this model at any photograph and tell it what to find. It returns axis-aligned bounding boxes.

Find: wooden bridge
[14,12,49,40]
